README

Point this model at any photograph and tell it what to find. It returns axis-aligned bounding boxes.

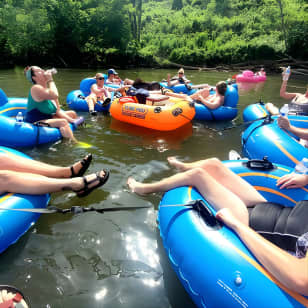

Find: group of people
[126,67,308,298]
[6,65,306,306]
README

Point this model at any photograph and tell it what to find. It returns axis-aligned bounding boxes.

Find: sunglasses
[96,77,104,80]
[179,72,184,75]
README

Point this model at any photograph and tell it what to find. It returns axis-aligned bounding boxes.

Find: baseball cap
[108,69,118,75]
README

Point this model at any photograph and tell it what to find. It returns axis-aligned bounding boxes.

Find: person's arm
[167,73,171,87]
[197,94,224,109]
[280,71,299,100]
[216,208,308,295]
[276,173,308,189]
[31,72,59,101]
[278,116,308,140]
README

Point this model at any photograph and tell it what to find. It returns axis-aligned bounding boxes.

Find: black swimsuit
[248,200,308,257]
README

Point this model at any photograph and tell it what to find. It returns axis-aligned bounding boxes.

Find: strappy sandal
[70,154,93,178]
[74,170,110,198]
[102,98,111,107]
[0,285,29,308]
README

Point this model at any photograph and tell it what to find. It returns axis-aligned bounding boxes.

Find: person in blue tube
[24,66,81,142]
[127,156,308,296]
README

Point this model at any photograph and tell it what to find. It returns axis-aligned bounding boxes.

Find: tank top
[27,91,57,114]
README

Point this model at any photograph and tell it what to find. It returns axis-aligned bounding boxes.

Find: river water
[0,67,307,308]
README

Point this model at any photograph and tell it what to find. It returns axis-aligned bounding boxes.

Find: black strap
[0,205,151,215]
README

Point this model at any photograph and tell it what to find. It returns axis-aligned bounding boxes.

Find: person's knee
[0,153,10,168]
[190,167,209,183]
[69,110,77,117]
[204,157,223,169]
[58,119,69,127]
[0,170,15,189]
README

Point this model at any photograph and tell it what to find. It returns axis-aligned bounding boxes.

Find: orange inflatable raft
[109,95,195,131]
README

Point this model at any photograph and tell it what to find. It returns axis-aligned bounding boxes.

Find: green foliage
[0,0,306,67]
[172,0,183,10]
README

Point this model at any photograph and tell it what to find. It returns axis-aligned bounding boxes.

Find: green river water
[0,67,307,308]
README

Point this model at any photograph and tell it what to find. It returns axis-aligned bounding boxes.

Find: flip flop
[0,285,29,308]
[75,169,110,198]
[70,154,93,178]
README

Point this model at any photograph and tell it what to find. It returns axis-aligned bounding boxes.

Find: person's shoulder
[31,84,45,93]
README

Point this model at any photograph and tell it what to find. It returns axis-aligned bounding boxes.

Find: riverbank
[2,58,307,80]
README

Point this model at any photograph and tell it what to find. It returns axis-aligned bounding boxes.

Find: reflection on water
[237,81,265,96]
[0,68,307,308]
[110,119,193,152]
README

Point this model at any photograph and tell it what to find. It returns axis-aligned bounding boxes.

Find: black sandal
[75,169,110,198]
[70,154,93,178]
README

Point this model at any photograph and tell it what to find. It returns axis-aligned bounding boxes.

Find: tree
[172,0,183,10]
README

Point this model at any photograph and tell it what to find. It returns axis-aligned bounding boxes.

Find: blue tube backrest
[224,84,239,108]
[0,89,8,106]
[80,78,97,96]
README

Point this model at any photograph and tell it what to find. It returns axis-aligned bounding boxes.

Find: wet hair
[216,81,227,96]
[24,66,36,84]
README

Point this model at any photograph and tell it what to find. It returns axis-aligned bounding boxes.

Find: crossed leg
[127,157,266,225]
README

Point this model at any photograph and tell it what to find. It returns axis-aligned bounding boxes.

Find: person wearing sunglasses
[105,68,134,87]
[85,73,111,116]
[167,68,191,87]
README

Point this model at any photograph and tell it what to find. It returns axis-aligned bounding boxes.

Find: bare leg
[190,88,210,100]
[128,167,252,224]
[0,170,106,195]
[167,157,265,207]
[265,103,280,115]
[85,96,96,113]
[0,153,89,178]
[55,110,77,123]
[44,118,77,142]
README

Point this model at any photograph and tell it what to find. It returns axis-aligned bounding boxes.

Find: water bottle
[15,112,23,125]
[280,103,289,116]
[47,68,57,75]
[283,66,290,81]
[294,158,308,174]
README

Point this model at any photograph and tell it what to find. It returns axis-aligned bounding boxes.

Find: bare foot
[167,156,186,171]
[127,177,146,195]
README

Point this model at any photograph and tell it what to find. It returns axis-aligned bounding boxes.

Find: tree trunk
[275,0,288,53]
[137,0,142,42]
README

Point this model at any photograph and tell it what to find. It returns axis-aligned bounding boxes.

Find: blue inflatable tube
[243,102,269,122]
[158,159,308,308]
[0,146,50,254]
[0,89,77,148]
[242,115,308,167]
[160,82,197,95]
[194,84,239,121]
[66,78,115,112]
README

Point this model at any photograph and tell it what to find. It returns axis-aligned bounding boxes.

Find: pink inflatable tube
[236,70,266,82]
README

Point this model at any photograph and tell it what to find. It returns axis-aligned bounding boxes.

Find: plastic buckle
[246,156,274,170]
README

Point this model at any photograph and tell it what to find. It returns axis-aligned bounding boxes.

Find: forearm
[288,125,308,140]
[280,81,296,100]
[234,223,308,294]
[46,79,59,100]
[198,97,221,109]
